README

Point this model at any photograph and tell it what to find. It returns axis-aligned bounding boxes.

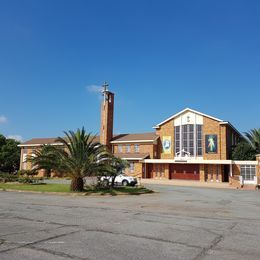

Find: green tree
[244,128,260,154]
[0,135,20,173]
[27,128,109,191]
[0,134,6,147]
[231,141,256,160]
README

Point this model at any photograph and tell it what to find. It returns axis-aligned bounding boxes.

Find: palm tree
[244,128,260,154]
[27,145,60,177]
[27,128,109,191]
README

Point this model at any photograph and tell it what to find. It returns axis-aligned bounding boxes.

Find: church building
[19,84,259,187]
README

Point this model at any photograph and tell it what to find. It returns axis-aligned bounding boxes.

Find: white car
[100,174,137,186]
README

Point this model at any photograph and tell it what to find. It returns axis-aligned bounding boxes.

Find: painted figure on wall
[163,136,171,154]
[206,135,217,153]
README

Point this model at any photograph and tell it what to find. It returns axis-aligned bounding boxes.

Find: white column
[230,164,233,177]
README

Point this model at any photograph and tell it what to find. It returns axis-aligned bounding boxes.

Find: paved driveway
[0,185,259,260]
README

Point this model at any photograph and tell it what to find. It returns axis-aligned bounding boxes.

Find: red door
[145,164,153,178]
[170,164,200,180]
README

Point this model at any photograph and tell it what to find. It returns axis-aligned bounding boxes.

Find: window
[126,145,131,153]
[240,165,256,181]
[118,145,122,153]
[175,126,180,155]
[196,125,203,156]
[134,144,139,153]
[175,124,203,157]
[130,162,134,173]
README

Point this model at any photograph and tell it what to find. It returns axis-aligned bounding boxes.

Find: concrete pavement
[141,178,232,189]
[0,185,260,259]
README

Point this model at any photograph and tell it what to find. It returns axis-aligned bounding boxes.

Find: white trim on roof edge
[219,122,241,136]
[153,108,223,128]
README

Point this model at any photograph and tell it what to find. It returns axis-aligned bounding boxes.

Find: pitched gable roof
[18,133,159,147]
[153,108,242,136]
[111,132,159,143]
[153,108,223,129]
[18,138,61,147]
[18,136,100,147]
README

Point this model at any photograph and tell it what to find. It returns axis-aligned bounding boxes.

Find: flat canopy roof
[114,153,150,161]
[143,159,258,165]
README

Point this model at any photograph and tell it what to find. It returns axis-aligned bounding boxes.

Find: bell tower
[100,82,114,150]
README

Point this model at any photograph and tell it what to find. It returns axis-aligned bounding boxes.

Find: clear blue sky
[0,0,259,141]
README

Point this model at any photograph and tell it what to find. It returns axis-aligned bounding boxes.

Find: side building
[18,86,260,187]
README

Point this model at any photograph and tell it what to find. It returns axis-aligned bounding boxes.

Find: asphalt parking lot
[0,184,260,260]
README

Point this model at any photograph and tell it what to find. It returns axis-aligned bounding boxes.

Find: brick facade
[156,119,174,159]
[100,91,114,150]
[154,114,240,161]
[19,102,257,186]
[256,155,260,185]
[113,143,155,158]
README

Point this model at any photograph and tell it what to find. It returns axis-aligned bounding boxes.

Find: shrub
[18,169,38,177]
[0,172,44,184]
[17,170,43,184]
[0,172,19,183]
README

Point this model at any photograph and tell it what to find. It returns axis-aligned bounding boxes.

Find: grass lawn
[0,183,70,193]
[0,183,153,195]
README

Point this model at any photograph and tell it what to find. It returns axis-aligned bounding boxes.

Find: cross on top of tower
[102,82,109,92]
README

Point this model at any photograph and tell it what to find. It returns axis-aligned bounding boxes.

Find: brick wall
[232,164,240,176]
[256,155,260,184]
[112,143,155,158]
[19,146,63,177]
[134,163,143,178]
[204,164,223,182]
[100,92,114,150]
[229,176,241,188]
[225,126,232,159]
[125,162,143,178]
[19,147,24,170]
[155,119,174,159]
[203,117,222,160]
[148,164,169,179]
[25,148,33,170]
[225,125,240,159]
[154,115,234,161]
[199,164,205,182]
[140,144,155,158]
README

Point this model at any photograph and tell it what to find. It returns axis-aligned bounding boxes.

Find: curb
[0,188,154,197]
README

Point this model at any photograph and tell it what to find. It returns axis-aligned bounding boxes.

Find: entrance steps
[141,179,231,189]
[239,184,258,190]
